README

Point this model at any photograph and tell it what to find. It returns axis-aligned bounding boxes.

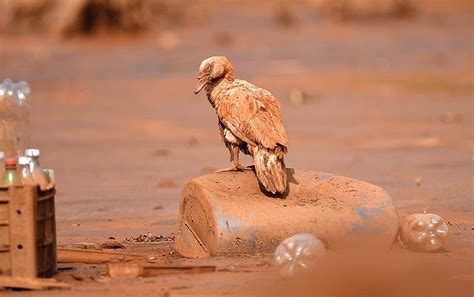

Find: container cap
[25,148,40,158]
[0,151,4,159]
[4,158,17,166]
[18,156,32,165]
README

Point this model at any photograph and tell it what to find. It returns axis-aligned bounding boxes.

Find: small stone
[100,241,126,249]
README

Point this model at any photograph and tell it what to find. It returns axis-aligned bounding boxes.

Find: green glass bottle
[2,158,20,187]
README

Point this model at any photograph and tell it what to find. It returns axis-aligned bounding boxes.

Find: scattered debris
[274,5,299,28]
[126,232,175,243]
[71,270,93,281]
[0,276,70,290]
[289,89,319,105]
[100,241,126,250]
[157,181,177,189]
[58,248,146,264]
[57,266,76,272]
[187,136,198,147]
[320,0,417,21]
[60,242,100,250]
[107,263,216,279]
[415,176,422,187]
[152,148,171,157]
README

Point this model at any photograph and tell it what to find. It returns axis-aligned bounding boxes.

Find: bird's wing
[216,82,289,150]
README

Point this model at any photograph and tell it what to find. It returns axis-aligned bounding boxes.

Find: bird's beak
[194,77,208,94]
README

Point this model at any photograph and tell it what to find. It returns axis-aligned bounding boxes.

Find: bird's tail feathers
[252,146,287,194]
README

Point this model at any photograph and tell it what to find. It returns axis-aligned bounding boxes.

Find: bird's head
[194,56,234,94]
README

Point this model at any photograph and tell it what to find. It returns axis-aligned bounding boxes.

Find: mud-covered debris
[319,0,417,21]
[58,248,145,264]
[0,276,70,290]
[71,270,93,281]
[157,181,177,189]
[415,177,422,187]
[289,89,320,105]
[73,242,100,250]
[274,5,299,28]
[100,241,126,249]
[152,148,171,157]
[108,263,216,278]
[126,232,175,243]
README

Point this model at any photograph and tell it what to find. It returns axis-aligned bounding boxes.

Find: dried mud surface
[0,1,472,296]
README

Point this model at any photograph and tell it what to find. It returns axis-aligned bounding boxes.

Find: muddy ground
[0,1,472,296]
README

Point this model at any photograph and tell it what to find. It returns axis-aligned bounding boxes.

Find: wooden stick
[58,248,146,264]
[108,263,216,278]
[0,276,70,290]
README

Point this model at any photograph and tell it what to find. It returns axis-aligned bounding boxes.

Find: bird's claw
[215,165,252,173]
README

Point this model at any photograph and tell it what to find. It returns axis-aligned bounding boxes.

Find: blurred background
[0,0,472,244]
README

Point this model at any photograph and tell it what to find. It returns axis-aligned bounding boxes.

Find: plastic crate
[0,185,57,277]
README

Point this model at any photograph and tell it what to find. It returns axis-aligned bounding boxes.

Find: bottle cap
[25,148,40,158]
[18,156,32,165]
[4,158,17,166]
[0,151,4,160]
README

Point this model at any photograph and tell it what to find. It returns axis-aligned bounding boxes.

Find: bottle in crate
[0,185,57,277]
[0,79,31,158]
[25,149,50,190]
[0,151,4,177]
[1,158,20,187]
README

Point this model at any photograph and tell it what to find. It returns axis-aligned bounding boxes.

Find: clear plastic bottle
[0,79,31,158]
[18,156,35,185]
[1,158,20,187]
[0,151,4,177]
[400,213,449,252]
[25,148,49,189]
[274,233,327,277]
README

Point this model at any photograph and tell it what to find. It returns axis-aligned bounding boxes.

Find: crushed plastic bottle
[274,233,326,277]
[1,158,20,187]
[25,148,49,190]
[400,213,449,252]
[0,79,31,158]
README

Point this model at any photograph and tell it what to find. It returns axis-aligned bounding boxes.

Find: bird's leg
[215,145,250,172]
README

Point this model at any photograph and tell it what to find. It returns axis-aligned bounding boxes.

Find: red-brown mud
[0,1,472,296]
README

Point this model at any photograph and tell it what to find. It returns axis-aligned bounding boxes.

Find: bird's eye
[207,66,211,71]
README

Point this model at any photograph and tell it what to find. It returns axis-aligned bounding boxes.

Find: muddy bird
[194,56,289,194]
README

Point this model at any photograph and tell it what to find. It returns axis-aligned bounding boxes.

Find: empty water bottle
[274,233,326,277]
[25,148,49,189]
[0,151,4,176]
[0,79,31,158]
[1,158,20,187]
[400,213,449,252]
[18,156,35,185]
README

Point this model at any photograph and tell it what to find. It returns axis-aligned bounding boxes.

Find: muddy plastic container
[176,169,400,258]
[0,185,57,277]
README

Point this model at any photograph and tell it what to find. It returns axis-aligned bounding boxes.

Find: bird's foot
[215,165,252,173]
